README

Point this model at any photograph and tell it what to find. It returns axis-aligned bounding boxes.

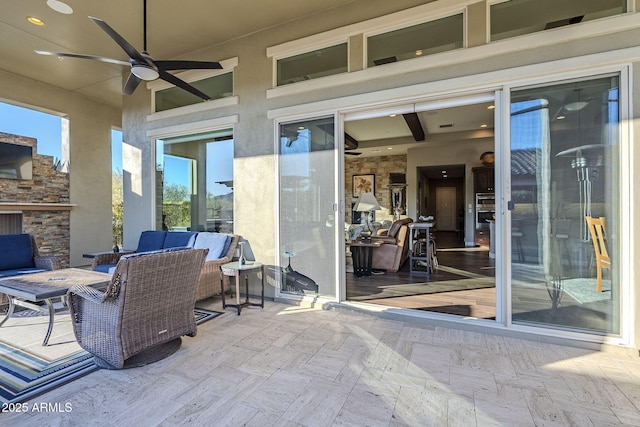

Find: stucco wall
[119,1,639,350]
[0,70,121,267]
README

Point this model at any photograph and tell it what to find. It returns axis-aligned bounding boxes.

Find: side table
[220,261,264,315]
[346,240,383,277]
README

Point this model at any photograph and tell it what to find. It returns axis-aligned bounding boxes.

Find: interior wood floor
[346,230,615,332]
[346,230,497,319]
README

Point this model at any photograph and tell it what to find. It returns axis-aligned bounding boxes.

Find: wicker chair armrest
[91,251,133,270]
[67,284,106,305]
[34,256,62,271]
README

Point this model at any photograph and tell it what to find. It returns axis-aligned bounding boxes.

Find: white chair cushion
[193,233,230,261]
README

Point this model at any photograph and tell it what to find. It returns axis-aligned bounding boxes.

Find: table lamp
[353,192,381,241]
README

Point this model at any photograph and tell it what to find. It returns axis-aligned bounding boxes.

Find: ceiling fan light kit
[131,64,159,81]
[35,0,221,100]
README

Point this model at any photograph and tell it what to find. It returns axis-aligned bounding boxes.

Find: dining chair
[585,216,611,292]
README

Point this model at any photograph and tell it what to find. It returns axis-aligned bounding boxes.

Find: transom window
[491,0,627,41]
[367,14,464,67]
[276,43,348,86]
[154,72,233,112]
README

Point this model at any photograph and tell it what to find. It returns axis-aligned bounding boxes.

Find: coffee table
[0,268,111,345]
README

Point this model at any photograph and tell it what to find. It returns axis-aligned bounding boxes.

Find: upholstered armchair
[371,218,413,272]
[68,248,207,369]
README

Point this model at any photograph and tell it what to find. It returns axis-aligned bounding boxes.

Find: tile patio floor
[4,300,640,426]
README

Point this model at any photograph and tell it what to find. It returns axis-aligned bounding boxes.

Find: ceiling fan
[35,0,222,100]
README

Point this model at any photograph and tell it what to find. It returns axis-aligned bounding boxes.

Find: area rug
[0,307,222,404]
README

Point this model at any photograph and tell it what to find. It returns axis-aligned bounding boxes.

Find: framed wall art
[352,174,375,197]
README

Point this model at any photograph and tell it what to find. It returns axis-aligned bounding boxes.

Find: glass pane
[155,72,233,112]
[277,117,336,299]
[491,0,626,41]
[368,14,463,67]
[156,129,234,233]
[510,76,620,334]
[277,44,348,86]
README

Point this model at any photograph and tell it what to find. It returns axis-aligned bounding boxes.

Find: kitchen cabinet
[473,167,495,193]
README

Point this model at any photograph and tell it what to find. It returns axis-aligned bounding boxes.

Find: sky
[0,101,122,171]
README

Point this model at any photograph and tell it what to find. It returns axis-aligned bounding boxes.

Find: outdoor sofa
[91,230,238,301]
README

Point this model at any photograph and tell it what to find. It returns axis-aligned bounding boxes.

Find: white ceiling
[344,102,495,157]
[0,0,357,107]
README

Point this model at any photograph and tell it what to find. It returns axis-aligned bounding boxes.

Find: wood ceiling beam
[402,113,425,141]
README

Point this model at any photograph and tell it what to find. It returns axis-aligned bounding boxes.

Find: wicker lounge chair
[68,248,207,369]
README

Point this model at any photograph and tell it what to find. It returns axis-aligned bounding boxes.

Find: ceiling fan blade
[154,60,222,71]
[89,16,148,64]
[345,152,362,156]
[158,70,211,101]
[35,50,130,67]
[122,72,142,95]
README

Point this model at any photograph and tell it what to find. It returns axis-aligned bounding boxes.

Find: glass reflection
[510,76,620,334]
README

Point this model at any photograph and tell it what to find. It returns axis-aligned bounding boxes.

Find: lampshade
[353,192,381,212]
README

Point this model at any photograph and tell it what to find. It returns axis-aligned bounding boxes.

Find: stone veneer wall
[0,132,71,266]
[345,154,407,224]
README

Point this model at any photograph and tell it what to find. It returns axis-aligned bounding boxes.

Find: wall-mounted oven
[475,193,495,229]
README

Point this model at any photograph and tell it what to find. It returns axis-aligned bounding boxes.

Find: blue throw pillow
[135,230,167,252]
[0,234,35,271]
[193,233,230,261]
[121,247,190,262]
[163,231,196,248]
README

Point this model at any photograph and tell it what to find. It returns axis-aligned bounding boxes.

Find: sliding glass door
[277,117,338,299]
[509,75,621,334]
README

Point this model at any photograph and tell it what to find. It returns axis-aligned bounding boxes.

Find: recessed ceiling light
[27,16,45,26]
[415,50,423,56]
[27,16,45,27]
[387,147,393,150]
[47,0,73,14]
[480,124,488,128]
[487,105,495,110]
[556,115,566,120]
[389,114,397,117]
[371,149,381,153]
[564,101,589,111]
[441,170,447,174]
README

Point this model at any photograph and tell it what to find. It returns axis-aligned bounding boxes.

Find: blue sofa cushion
[193,233,230,261]
[135,230,167,253]
[0,267,45,278]
[163,232,196,249]
[122,246,191,262]
[97,247,191,275]
[0,234,35,271]
[94,264,116,274]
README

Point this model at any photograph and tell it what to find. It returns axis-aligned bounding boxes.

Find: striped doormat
[0,307,221,404]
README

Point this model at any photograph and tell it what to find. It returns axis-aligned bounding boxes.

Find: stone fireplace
[0,132,73,266]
